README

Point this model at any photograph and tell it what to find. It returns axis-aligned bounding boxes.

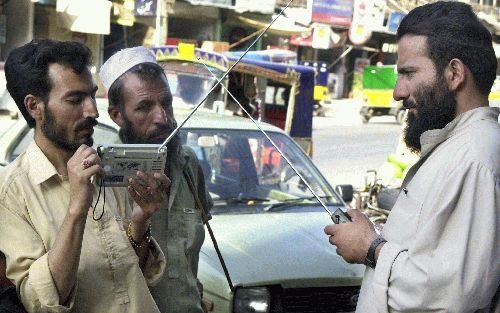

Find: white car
[0,92,364,312]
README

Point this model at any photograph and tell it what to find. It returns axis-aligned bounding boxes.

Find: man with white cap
[0,39,167,313]
[100,46,212,313]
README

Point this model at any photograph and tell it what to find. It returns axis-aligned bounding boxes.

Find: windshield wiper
[215,196,274,205]
[263,196,338,212]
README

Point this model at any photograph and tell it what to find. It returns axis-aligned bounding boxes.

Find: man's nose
[393,78,408,101]
[151,103,167,124]
[84,98,99,119]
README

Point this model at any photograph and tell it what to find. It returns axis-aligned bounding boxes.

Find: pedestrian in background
[324,2,499,312]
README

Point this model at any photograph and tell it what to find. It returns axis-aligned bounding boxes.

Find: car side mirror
[335,184,353,203]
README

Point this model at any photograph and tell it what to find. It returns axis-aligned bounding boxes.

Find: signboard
[312,0,353,28]
[135,0,156,16]
[386,11,406,33]
[312,24,332,49]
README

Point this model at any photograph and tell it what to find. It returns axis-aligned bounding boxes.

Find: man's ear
[108,106,124,128]
[445,58,466,91]
[24,95,43,121]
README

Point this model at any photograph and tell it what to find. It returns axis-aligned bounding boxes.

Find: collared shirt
[0,142,166,313]
[356,107,500,313]
[148,146,213,313]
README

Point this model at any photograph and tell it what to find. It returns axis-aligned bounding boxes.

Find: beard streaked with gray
[118,111,181,160]
[403,75,457,153]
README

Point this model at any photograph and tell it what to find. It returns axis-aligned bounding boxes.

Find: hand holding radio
[324,208,378,264]
[67,144,104,216]
[128,171,170,223]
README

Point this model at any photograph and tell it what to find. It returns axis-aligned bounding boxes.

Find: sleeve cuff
[142,237,166,287]
[26,253,76,312]
[371,241,407,313]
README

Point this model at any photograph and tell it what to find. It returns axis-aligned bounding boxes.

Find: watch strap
[365,236,387,268]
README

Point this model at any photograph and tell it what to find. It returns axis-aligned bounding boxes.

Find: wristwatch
[365,236,387,268]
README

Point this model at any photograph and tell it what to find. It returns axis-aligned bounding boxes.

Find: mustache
[402,99,417,110]
[147,122,177,139]
[74,118,98,132]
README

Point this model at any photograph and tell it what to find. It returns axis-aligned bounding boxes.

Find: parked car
[0,92,363,312]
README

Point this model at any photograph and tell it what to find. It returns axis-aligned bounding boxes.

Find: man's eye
[137,104,150,111]
[67,97,83,104]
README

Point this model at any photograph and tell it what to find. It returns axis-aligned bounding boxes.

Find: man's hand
[67,145,103,216]
[324,208,378,264]
[128,171,170,223]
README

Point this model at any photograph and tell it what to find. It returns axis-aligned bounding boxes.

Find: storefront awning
[233,13,311,37]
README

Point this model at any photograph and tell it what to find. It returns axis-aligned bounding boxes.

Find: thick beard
[41,106,96,152]
[403,76,456,154]
[118,112,181,160]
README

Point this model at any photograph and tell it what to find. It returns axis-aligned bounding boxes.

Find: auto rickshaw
[150,43,229,111]
[360,65,405,124]
[223,55,315,156]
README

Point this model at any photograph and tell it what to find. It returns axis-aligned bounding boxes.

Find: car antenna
[157,0,296,154]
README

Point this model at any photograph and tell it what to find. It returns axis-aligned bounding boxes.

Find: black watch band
[365,236,387,269]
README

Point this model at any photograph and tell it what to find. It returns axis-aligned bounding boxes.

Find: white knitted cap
[99,46,157,91]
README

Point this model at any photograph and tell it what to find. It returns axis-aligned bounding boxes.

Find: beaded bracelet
[127,221,152,249]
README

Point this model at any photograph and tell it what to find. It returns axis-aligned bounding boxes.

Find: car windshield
[159,61,225,111]
[179,128,343,214]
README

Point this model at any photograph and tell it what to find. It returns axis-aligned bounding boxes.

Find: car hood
[199,211,364,293]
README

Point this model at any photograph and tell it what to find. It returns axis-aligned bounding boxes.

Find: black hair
[107,62,166,109]
[4,39,92,128]
[397,1,497,96]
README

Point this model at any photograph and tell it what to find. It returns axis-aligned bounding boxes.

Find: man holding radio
[324,2,499,312]
[100,47,213,313]
[0,39,168,313]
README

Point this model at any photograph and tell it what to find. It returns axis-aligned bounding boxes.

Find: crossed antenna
[198,60,339,218]
[157,0,349,224]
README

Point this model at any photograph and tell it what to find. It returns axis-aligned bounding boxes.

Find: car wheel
[361,114,370,124]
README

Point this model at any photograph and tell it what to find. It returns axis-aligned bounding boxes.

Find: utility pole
[154,0,168,46]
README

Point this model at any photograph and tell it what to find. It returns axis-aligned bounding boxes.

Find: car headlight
[233,287,270,313]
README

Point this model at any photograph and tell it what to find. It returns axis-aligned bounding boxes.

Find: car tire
[361,114,370,124]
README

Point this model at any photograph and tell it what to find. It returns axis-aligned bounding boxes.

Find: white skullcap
[99,46,157,91]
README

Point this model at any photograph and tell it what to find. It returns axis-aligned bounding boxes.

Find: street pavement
[312,99,403,189]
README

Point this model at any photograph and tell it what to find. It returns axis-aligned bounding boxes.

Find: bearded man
[99,47,212,313]
[324,2,499,312]
[0,39,168,313]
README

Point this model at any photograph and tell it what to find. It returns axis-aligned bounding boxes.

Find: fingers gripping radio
[97,144,168,186]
